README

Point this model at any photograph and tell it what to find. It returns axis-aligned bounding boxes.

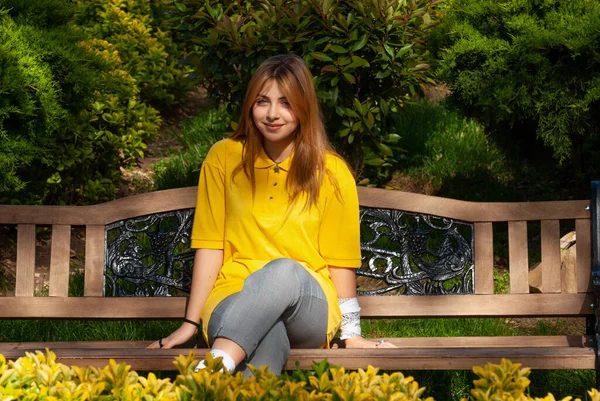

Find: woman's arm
[329,266,396,349]
[147,248,223,349]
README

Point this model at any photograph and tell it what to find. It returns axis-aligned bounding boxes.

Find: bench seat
[0,336,594,371]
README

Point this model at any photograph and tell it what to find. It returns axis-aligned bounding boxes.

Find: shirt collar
[255,147,293,172]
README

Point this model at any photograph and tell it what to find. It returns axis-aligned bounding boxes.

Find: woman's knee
[246,258,304,286]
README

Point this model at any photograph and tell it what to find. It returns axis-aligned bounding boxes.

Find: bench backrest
[0,186,596,320]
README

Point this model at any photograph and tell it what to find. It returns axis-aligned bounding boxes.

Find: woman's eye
[281,101,291,108]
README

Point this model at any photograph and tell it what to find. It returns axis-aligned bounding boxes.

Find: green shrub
[158,0,442,184]
[430,0,600,168]
[72,0,193,107]
[0,4,161,205]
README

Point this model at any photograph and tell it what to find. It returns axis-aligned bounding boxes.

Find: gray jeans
[207,258,328,376]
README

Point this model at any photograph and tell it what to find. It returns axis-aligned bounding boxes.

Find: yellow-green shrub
[0,351,598,401]
[462,359,600,401]
[72,0,193,106]
[0,5,161,205]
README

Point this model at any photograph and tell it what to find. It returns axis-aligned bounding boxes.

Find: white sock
[195,349,237,372]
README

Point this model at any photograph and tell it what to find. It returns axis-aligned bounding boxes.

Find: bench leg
[591,181,600,388]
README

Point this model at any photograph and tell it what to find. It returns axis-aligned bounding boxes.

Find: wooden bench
[0,183,598,381]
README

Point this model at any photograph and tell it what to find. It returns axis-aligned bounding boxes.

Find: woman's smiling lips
[263,123,284,131]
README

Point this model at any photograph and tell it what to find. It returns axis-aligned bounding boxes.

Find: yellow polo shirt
[190,138,361,346]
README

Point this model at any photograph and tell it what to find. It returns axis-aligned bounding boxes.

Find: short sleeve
[190,145,226,249]
[318,168,362,268]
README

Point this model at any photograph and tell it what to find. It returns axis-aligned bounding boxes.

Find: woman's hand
[147,322,198,349]
[344,336,396,349]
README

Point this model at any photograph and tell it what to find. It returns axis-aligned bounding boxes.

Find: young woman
[148,54,394,376]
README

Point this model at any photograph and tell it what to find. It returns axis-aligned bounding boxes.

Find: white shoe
[194,360,207,372]
[194,359,225,373]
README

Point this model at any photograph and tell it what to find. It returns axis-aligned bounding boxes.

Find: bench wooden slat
[474,222,494,294]
[0,188,591,226]
[357,293,594,317]
[15,224,36,297]
[0,294,592,319]
[508,221,529,294]
[358,187,590,222]
[3,336,590,351]
[0,346,594,371]
[84,225,105,297]
[576,218,592,293]
[541,220,561,293]
[49,225,71,297]
[285,347,596,371]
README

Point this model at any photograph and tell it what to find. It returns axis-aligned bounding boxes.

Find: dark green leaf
[364,157,385,166]
[352,121,363,132]
[383,134,401,143]
[311,52,333,62]
[384,43,394,58]
[352,34,368,52]
[375,70,390,79]
[396,44,413,59]
[343,73,356,84]
[327,44,348,54]
[317,91,332,99]
[339,127,351,137]
[377,143,393,156]
[344,108,359,118]
[380,98,389,115]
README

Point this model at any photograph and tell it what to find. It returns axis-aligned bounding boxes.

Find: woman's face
[252,80,299,151]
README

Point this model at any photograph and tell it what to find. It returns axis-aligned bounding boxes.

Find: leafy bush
[430,0,600,167]
[0,351,433,401]
[72,0,193,107]
[157,0,442,183]
[0,3,161,205]
[0,352,597,401]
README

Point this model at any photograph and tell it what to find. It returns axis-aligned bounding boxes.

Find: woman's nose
[266,104,280,120]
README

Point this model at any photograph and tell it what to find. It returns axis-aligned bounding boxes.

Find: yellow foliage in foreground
[0,350,597,401]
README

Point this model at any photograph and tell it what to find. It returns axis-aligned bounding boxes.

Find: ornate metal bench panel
[104,207,474,297]
[358,207,473,296]
[105,209,195,297]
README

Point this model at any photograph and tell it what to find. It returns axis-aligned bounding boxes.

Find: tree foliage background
[430,0,600,181]
[0,0,189,205]
[157,0,442,182]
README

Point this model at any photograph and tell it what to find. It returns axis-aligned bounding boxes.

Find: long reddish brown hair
[231,54,343,208]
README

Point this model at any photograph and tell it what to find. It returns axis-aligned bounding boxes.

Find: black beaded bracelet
[183,318,201,328]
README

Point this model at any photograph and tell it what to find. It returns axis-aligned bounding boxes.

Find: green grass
[0,320,182,342]
[362,317,518,338]
[391,100,514,201]
[152,107,231,190]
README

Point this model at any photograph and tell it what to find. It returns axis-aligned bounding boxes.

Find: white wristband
[338,297,361,340]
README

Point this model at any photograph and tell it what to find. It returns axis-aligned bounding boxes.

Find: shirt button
[269,197,274,201]
[273,182,278,186]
